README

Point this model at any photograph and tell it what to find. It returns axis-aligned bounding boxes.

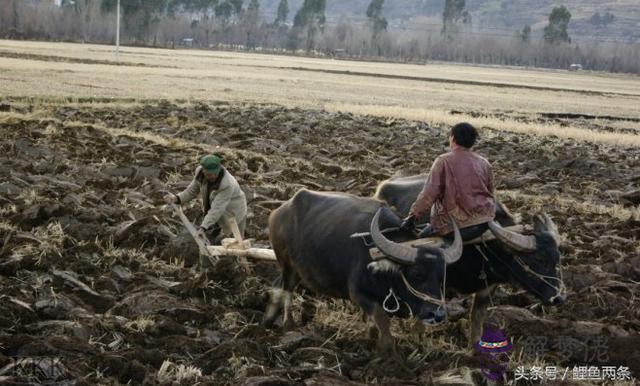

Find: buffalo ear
[537,213,561,245]
[378,206,404,228]
[368,260,400,273]
[533,214,546,233]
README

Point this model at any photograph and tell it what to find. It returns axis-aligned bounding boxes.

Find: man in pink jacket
[400,122,496,240]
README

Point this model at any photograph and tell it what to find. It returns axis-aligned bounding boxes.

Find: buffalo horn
[442,215,463,264]
[370,208,419,265]
[539,213,561,246]
[488,221,537,252]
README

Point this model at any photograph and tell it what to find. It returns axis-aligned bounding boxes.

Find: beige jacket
[177,166,247,231]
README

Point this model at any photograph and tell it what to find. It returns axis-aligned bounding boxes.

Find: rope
[349,226,400,239]
[382,288,400,313]
[350,222,431,240]
[475,245,496,308]
[513,254,567,302]
[400,268,447,307]
[403,301,414,318]
[384,262,447,314]
[475,242,566,303]
[360,236,375,247]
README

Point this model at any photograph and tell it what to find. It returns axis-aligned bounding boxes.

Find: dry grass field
[1,40,639,385]
[2,39,640,146]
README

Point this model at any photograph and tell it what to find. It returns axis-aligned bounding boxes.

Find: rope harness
[382,287,418,317]
[474,242,566,303]
[352,226,399,247]
[382,288,400,313]
[478,250,496,308]
[382,257,448,315]
[380,229,566,315]
[400,265,447,307]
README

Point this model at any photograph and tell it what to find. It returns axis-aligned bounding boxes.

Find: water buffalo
[372,175,566,346]
[264,189,463,353]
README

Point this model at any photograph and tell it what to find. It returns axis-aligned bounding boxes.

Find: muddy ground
[0,99,639,385]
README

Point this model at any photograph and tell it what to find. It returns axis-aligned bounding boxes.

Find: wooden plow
[171,204,276,263]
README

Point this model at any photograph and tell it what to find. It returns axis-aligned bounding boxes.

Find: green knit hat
[199,154,222,173]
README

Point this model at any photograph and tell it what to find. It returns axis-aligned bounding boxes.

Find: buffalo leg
[264,266,298,328]
[263,288,295,329]
[469,284,497,348]
[366,315,379,340]
[263,287,284,327]
[371,304,395,355]
[281,266,299,330]
[351,286,394,354]
[300,291,316,326]
[282,290,294,329]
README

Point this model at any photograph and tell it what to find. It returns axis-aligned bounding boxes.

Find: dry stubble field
[0,40,639,385]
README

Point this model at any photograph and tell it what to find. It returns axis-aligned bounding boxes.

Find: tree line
[1,0,638,74]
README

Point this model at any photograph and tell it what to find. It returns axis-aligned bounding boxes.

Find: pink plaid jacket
[410,147,496,235]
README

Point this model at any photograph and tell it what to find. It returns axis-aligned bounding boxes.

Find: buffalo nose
[551,294,566,306]
[425,307,446,323]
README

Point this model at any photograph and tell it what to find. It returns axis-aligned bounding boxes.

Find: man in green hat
[164,154,247,247]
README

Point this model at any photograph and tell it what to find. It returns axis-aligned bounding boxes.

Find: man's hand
[164,193,178,204]
[196,226,208,241]
[399,215,416,232]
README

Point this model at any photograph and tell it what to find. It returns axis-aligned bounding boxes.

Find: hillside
[260,0,640,42]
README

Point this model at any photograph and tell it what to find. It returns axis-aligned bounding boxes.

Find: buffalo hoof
[367,325,379,340]
[300,302,316,326]
[282,318,295,331]
[366,352,412,379]
[262,317,276,329]
[375,340,397,358]
[263,305,280,329]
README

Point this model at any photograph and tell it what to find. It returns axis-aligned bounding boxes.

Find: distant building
[331,49,347,58]
[181,38,194,48]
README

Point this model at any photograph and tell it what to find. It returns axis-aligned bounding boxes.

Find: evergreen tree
[602,12,615,25]
[544,5,571,44]
[274,0,288,25]
[366,0,387,39]
[215,0,233,25]
[590,11,615,27]
[229,0,243,15]
[101,0,169,42]
[293,0,325,28]
[519,25,531,43]
[248,0,259,11]
[244,0,260,48]
[292,0,326,52]
[178,0,218,47]
[442,0,470,37]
